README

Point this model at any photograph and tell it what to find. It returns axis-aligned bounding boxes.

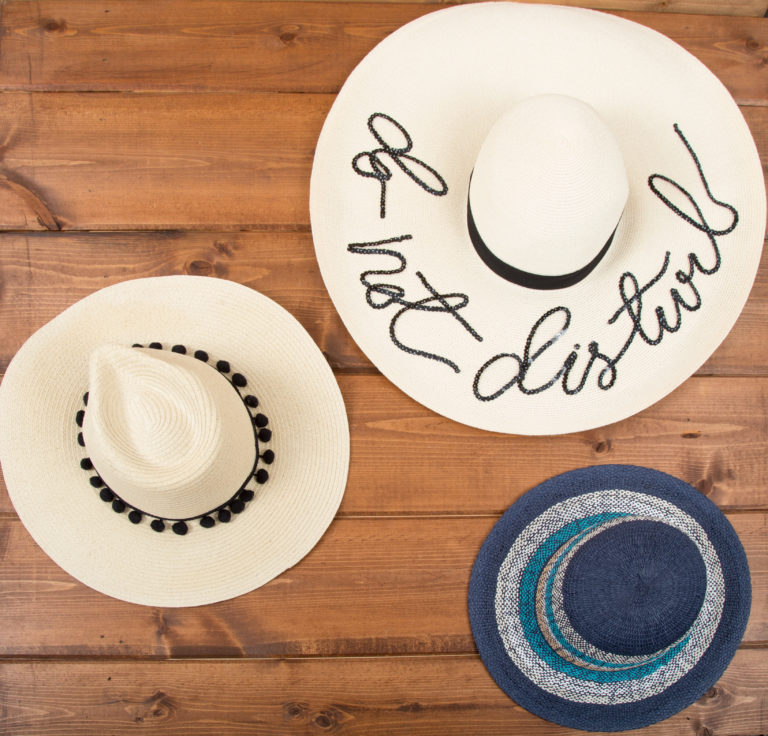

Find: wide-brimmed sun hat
[0,276,350,607]
[468,465,751,732]
[310,2,766,435]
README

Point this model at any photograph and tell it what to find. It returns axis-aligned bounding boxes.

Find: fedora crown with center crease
[310,2,766,435]
[83,345,257,522]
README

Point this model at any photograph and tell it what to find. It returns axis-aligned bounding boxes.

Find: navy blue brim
[468,465,751,732]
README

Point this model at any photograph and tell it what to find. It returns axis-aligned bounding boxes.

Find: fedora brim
[0,276,350,606]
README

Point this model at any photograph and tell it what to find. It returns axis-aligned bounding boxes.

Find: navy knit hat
[468,465,751,732]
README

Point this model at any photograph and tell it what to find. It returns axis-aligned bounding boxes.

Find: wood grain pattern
[338,375,768,515]
[0,232,368,372]
[0,92,763,230]
[1,373,768,515]
[0,3,766,94]
[1,650,767,736]
[256,0,768,12]
[0,94,764,231]
[0,3,765,733]
[0,514,764,657]
[0,232,766,376]
[0,92,330,231]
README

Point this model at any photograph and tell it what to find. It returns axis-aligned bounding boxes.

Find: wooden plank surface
[0,2,766,734]
[272,0,768,12]
[0,3,766,94]
[0,513,764,657]
[0,96,765,232]
[2,373,768,515]
[0,92,331,230]
[1,650,767,736]
[0,232,766,376]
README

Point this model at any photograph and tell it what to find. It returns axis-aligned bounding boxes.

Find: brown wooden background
[0,0,766,734]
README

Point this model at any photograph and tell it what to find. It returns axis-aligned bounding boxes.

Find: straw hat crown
[469,94,629,277]
[82,345,256,519]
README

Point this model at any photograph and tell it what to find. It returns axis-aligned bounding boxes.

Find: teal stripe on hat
[517,514,688,683]
[542,523,687,671]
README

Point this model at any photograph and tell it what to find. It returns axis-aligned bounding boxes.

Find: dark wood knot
[282,701,309,721]
[311,707,349,733]
[311,709,337,731]
[278,24,301,45]
[41,18,69,34]
[129,690,175,723]
[397,701,423,712]
[186,259,213,276]
[593,439,612,455]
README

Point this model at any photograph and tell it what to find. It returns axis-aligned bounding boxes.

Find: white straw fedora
[310,2,766,435]
[0,276,350,607]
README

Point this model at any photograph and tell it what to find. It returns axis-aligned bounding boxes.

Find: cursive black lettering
[474,307,574,400]
[348,235,482,373]
[562,341,617,394]
[351,113,448,219]
[473,124,740,402]
[598,124,739,385]
[346,124,741,403]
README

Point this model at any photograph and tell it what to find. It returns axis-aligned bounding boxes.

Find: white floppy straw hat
[310,2,766,435]
[0,276,350,607]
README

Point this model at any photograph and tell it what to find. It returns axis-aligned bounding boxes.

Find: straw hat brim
[310,2,766,435]
[0,276,350,607]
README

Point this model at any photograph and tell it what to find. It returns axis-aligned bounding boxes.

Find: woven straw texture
[468,465,751,731]
[310,2,766,435]
[0,276,350,607]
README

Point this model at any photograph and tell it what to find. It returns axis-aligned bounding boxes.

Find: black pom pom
[200,515,215,528]
[194,350,209,362]
[254,413,268,428]
[77,432,85,447]
[171,344,187,354]
[151,519,165,533]
[258,428,272,443]
[112,499,126,513]
[232,373,247,387]
[83,392,89,406]
[230,499,245,514]
[75,410,85,427]
[172,521,188,536]
[240,489,255,502]
[216,360,230,373]
[149,342,162,350]
[128,510,142,524]
[218,509,232,523]
[80,457,93,470]
[261,449,275,465]
[132,343,143,348]
[244,395,259,408]
[89,475,104,488]
[99,488,115,502]
[255,468,269,484]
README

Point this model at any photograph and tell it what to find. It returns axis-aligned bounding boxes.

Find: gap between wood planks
[0,644,764,662]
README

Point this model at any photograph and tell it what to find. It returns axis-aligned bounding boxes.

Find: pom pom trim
[77,341,275,535]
